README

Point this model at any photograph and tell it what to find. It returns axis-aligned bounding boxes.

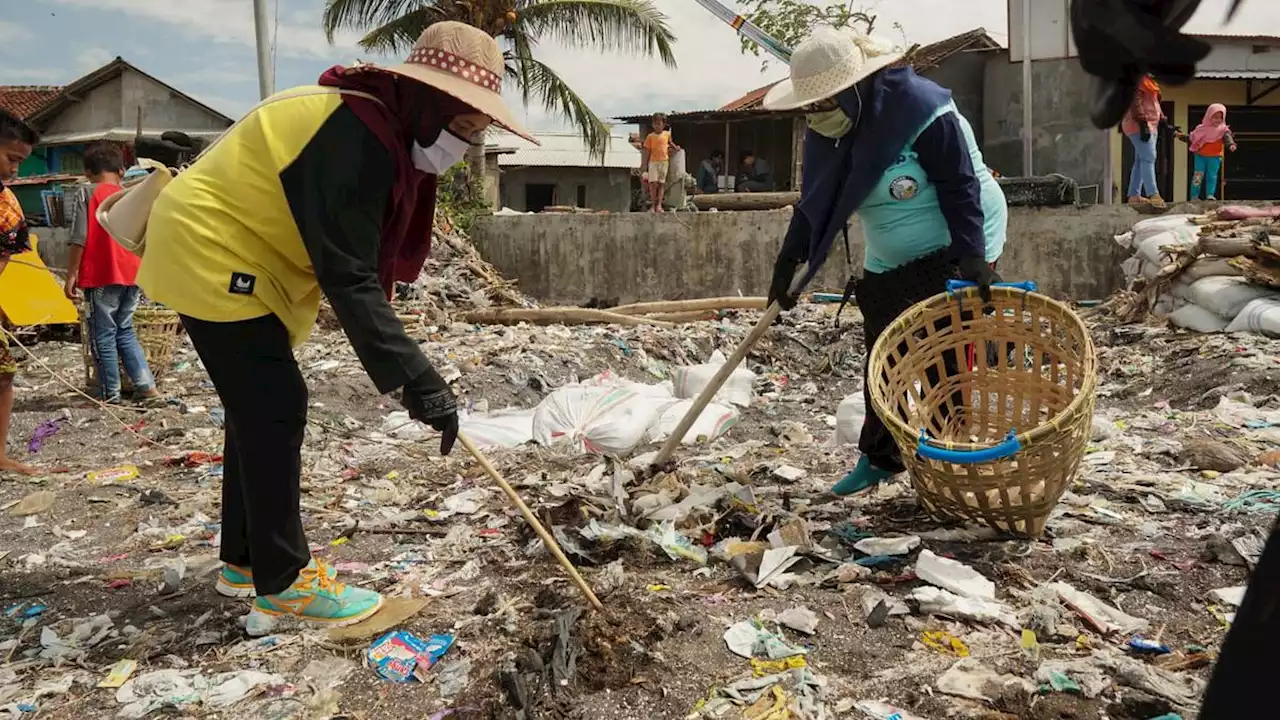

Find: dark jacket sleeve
[280,105,438,395]
[913,111,985,259]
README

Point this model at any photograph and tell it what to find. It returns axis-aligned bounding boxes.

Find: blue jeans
[85,285,155,400]
[1126,132,1160,198]
[1192,154,1223,200]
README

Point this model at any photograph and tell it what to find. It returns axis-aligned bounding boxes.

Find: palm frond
[511,56,612,160]
[516,0,677,67]
[357,8,442,53]
[507,30,540,108]
[322,0,434,42]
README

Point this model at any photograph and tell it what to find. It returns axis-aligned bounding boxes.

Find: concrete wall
[43,68,230,134]
[499,166,632,212]
[924,50,991,149]
[472,205,1149,305]
[45,76,124,135]
[983,55,1112,192]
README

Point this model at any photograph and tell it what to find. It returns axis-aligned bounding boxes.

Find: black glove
[768,256,800,311]
[1139,124,1151,142]
[401,372,459,456]
[956,256,999,304]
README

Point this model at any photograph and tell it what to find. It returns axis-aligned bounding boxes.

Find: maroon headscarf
[317,66,472,298]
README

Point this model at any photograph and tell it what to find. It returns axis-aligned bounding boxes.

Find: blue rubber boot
[832,456,896,496]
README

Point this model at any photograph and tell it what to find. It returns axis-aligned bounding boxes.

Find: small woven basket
[81,305,183,388]
[867,281,1098,537]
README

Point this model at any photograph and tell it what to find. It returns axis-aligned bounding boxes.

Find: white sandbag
[1168,303,1229,333]
[1113,230,1134,250]
[1120,256,1144,281]
[1186,276,1279,319]
[532,385,662,455]
[460,408,536,449]
[1152,292,1184,316]
[1131,214,1198,244]
[586,369,675,399]
[1226,297,1280,337]
[672,349,756,407]
[1135,227,1198,267]
[1181,257,1243,283]
[646,400,738,445]
[827,392,867,447]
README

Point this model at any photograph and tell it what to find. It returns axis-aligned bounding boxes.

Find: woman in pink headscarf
[1180,103,1237,200]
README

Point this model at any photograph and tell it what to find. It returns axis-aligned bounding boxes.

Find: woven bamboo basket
[866,281,1098,537]
[81,306,183,389]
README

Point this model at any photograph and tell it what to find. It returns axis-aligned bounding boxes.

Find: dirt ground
[1,304,1277,720]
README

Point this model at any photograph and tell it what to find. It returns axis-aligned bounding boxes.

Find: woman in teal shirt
[765,27,1007,496]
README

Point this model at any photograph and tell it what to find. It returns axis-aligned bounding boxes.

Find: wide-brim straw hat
[353,20,536,143]
[763,26,905,111]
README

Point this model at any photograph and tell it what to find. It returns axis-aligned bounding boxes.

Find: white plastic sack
[532,385,661,455]
[1135,227,1198,267]
[460,408,535,449]
[1226,297,1280,337]
[1168,303,1228,333]
[646,400,738,445]
[1182,257,1242,283]
[1186,276,1279,320]
[827,392,867,447]
[1131,214,1198,245]
[672,350,756,407]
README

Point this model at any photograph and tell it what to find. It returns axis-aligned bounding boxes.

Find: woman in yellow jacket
[138,23,533,628]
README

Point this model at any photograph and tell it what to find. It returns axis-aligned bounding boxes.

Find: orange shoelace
[300,559,345,594]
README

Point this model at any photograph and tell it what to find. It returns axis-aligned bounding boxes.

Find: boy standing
[641,114,678,212]
[65,142,157,402]
[0,109,38,474]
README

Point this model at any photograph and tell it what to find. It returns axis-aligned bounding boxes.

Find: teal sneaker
[248,559,383,628]
[832,456,897,496]
[215,561,339,598]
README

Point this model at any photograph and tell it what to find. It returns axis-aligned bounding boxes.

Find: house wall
[982,54,1111,192]
[44,75,124,135]
[41,68,229,135]
[498,166,631,212]
[1108,79,1280,202]
[924,50,990,148]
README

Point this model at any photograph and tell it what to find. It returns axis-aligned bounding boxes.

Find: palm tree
[321,0,677,167]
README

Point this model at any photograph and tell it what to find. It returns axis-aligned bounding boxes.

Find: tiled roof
[716,27,1001,113]
[0,86,63,120]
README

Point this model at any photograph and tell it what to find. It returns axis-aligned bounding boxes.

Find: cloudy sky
[1,0,1272,131]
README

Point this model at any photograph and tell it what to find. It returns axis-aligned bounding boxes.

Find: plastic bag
[671,350,756,407]
[1226,297,1280,337]
[460,408,535,449]
[1135,227,1199,267]
[827,392,867,446]
[532,385,660,455]
[646,400,738,445]
[1186,276,1279,320]
[1168,303,1229,333]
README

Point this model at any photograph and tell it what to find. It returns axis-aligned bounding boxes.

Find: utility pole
[1021,0,1033,176]
[254,0,274,100]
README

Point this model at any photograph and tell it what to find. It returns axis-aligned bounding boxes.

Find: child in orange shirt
[1180,103,1237,200]
[641,113,678,212]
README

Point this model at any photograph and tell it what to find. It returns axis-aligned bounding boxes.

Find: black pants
[854,251,964,473]
[182,314,310,596]
[1199,517,1280,717]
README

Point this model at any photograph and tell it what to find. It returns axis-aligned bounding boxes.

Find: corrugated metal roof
[1197,70,1280,80]
[487,131,639,169]
[37,128,226,146]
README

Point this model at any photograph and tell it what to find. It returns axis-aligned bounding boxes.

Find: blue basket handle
[946,280,1038,293]
[917,429,1021,464]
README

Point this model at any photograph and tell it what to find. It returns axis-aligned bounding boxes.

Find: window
[525,183,556,212]
[576,184,587,208]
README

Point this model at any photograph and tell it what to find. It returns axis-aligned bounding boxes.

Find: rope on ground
[1223,489,1280,513]
[0,326,159,447]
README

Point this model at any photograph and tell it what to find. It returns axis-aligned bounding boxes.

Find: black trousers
[1199,517,1280,717]
[854,251,964,473]
[182,314,310,596]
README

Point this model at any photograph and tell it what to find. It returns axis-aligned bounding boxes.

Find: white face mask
[411,128,470,174]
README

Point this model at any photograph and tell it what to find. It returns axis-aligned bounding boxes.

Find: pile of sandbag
[1114,210,1280,337]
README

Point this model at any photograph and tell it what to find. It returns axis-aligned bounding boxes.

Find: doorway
[525,183,556,212]
[1187,105,1280,200]
[1119,100,1175,200]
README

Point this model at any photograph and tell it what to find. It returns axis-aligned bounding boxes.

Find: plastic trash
[27,417,66,454]
[1128,636,1171,654]
[532,385,660,455]
[115,669,284,718]
[1034,659,1111,699]
[646,399,738,445]
[937,658,1035,703]
[827,392,868,447]
[646,521,708,565]
[1209,586,1247,607]
[777,606,819,635]
[98,659,138,689]
[435,658,472,699]
[366,631,455,683]
[723,620,809,660]
[671,349,756,407]
[914,550,996,601]
[854,536,921,557]
[908,586,1018,626]
[921,631,970,657]
[87,465,140,484]
[1051,582,1149,634]
[855,700,927,720]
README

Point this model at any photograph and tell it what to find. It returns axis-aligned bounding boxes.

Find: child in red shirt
[65,142,156,402]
